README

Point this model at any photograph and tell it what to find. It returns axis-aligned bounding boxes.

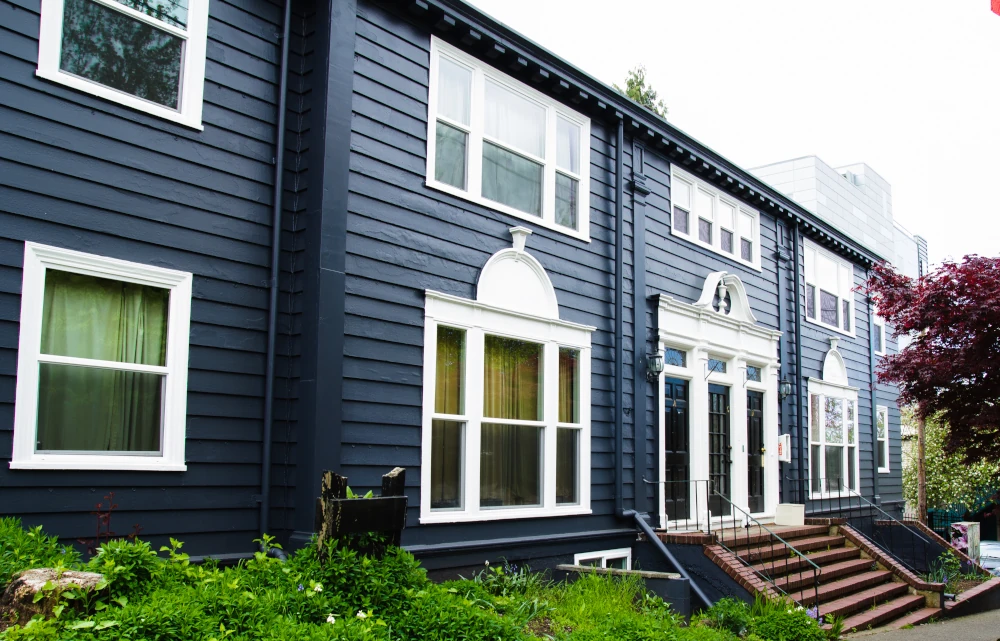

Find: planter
[314,467,407,559]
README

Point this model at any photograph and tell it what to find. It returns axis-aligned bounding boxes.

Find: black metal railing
[644,477,711,534]
[786,475,942,575]
[711,490,822,613]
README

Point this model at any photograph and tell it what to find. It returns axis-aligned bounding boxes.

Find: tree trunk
[917,410,928,524]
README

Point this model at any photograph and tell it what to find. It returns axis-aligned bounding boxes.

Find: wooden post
[315,471,349,557]
[381,467,406,546]
[313,468,407,560]
[917,411,928,525]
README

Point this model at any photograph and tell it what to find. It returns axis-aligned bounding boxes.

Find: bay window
[421,286,592,523]
[670,166,760,269]
[426,37,591,240]
[804,240,855,336]
[36,0,209,128]
[11,243,192,471]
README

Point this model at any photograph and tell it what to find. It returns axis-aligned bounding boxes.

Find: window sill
[808,492,858,501]
[670,228,762,273]
[420,506,591,525]
[424,179,590,243]
[803,315,855,339]
[36,68,204,131]
[878,468,890,474]
[10,458,187,472]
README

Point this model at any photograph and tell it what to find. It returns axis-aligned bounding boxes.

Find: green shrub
[87,539,161,599]
[746,595,827,641]
[702,598,751,637]
[0,518,80,589]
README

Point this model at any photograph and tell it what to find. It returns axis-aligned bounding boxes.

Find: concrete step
[755,546,861,577]
[819,582,910,619]
[835,594,926,634]
[881,606,942,630]
[775,558,874,592]
[790,570,893,606]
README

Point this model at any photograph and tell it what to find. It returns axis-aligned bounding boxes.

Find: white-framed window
[574,547,632,570]
[873,314,886,355]
[425,37,592,241]
[808,391,860,497]
[36,0,209,129]
[11,243,192,471]
[876,405,889,473]
[421,293,592,523]
[670,166,761,270]
[804,240,855,337]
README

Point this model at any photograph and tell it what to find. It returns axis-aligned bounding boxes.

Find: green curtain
[558,348,578,424]
[434,326,464,415]
[36,270,168,452]
[481,336,542,506]
[431,327,465,509]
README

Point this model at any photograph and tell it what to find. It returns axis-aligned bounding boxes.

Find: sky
[466,0,1000,267]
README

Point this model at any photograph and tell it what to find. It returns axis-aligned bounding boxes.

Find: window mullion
[465,327,485,516]
[543,106,557,225]
[467,68,485,200]
[543,341,558,509]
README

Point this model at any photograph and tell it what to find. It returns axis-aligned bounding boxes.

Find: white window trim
[425,37,592,242]
[804,239,856,338]
[806,378,861,499]
[11,243,192,471]
[873,315,887,356]
[573,547,632,569]
[669,166,761,271]
[877,405,890,474]
[419,291,593,524]
[36,0,209,129]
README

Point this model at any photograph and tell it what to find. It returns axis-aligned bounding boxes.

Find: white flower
[313,583,323,593]
[356,610,368,620]
[326,614,336,625]
[484,560,490,567]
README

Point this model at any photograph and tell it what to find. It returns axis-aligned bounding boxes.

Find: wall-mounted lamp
[779,376,793,401]
[646,351,664,381]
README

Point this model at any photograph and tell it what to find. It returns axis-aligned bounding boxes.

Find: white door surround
[656,272,782,530]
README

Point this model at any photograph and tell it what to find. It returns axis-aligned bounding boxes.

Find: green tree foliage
[614,65,668,118]
[902,409,999,512]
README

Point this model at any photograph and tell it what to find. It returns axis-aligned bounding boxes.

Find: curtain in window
[481,336,541,506]
[36,270,168,452]
[431,327,465,509]
[435,326,464,415]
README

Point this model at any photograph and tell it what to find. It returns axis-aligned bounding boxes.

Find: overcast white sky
[467,0,1000,266]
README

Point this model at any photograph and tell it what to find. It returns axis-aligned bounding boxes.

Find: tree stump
[0,569,104,631]
[314,467,407,560]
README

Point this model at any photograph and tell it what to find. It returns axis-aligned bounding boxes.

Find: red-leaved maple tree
[863,255,1000,462]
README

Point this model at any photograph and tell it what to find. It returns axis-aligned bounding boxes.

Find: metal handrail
[710,490,822,613]
[642,477,711,534]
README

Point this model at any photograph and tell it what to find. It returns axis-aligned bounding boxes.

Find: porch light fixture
[779,376,793,401]
[646,351,664,381]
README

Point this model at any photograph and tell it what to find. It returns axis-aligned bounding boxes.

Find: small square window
[820,290,839,326]
[745,365,762,383]
[741,238,753,262]
[721,229,734,253]
[673,206,689,234]
[708,358,727,374]
[699,218,712,244]
[670,167,760,268]
[663,347,686,368]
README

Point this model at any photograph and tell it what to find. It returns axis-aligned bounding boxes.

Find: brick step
[755,547,861,577]
[833,594,925,634]
[775,558,874,592]
[790,570,893,606]
[818,582,910,619]
[713,524,830,548]
[881,606,941,630]
[729,535,845,563]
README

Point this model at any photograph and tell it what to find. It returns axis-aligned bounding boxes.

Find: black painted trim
[631,140,649,516]
[614,116,625,516]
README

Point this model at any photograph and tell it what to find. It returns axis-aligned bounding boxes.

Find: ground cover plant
[0,518,837,640]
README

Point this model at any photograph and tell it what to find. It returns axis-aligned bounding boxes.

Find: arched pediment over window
[476,226,559,319]
[692,271,758,324]
[821,337,849,386]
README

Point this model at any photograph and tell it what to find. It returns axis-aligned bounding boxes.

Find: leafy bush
[0,518,80,589]
[702,597,751,637]
[86,539,161,599]
[701,596,832,641]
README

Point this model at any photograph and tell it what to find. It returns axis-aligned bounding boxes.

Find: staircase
[683,522,944,633]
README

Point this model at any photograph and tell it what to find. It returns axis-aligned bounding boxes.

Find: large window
[808,393,859,496]
[877,406,889,473]
[422,290,592,523]
[670,166,761,269]
[426,37,592,240]
[12,243,192,470]
[805,240,855,336]
[36,0,209,128]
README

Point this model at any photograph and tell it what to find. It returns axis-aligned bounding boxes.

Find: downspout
[867,287,880,504]
[259,0,292,554]
[792,222,805,504]
[614,115,625,517]
[774,229,790,503]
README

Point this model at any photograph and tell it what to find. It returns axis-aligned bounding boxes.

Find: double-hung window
[808,392,859,496]
[670,166,760,269]
[36,0,209,128]
[876,406,889,473]
[11,243,192,471]
[426,37,592,240]
[804,240,855,336]
[422,292,592,523]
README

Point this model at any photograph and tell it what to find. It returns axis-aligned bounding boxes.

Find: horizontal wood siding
[342,0,623,545]
[0,0,283,554]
